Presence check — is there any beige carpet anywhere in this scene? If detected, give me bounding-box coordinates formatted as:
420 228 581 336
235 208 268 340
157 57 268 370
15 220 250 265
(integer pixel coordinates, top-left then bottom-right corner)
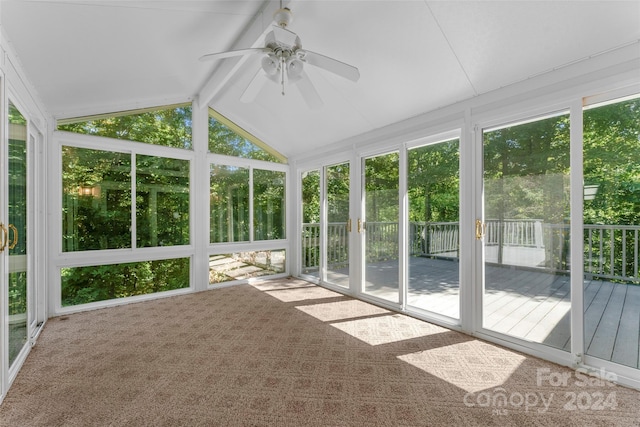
1 278 639 426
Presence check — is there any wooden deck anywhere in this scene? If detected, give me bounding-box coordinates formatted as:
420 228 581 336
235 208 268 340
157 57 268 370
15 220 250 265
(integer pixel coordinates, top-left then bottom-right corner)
319 257 640 370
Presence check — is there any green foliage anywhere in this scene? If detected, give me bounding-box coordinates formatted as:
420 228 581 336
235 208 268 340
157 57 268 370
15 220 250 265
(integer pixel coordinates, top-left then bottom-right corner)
209 116 281 162
8 103 27 125
210 165 250 243
583 98 640 282
327 163 350 223
8 272 27 315
62 147 132 251
301 170 320 224
483 114 570 223
58 106 193 149
584 98 640 225
365 152 399 222
61 258 190 306
136 155 190 247
253 169 286 240
408 140 459 223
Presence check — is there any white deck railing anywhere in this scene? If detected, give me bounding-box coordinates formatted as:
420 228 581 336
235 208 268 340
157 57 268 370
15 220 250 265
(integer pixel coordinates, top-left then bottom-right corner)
585 224 640 282
302 220 640 284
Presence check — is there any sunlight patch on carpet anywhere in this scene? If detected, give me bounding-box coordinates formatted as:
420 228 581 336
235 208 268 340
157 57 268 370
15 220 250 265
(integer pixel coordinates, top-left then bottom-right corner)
295 300 389 322
397 340 526 393
330 313 447 346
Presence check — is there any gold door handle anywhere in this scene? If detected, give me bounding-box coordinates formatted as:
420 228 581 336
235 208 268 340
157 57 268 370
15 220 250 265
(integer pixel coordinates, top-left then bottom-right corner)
357 219 363 233
0 223 7 252
475 219 486 240
8 224 18 250
346 218 352 232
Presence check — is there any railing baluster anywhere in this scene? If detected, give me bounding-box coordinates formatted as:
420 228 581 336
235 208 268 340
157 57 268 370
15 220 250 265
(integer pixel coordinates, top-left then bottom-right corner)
622 230 627 279
633 229 638 279
610 229 615 277
589 228 593 273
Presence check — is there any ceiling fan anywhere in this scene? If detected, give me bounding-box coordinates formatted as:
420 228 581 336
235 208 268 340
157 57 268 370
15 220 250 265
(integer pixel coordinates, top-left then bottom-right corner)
199 6 360 109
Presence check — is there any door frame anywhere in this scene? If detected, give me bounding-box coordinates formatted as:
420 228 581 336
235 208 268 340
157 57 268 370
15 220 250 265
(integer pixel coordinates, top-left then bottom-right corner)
471 103 579 369
355 147 402 309
296 154 357 294
403 129 463 321
3 88 46 390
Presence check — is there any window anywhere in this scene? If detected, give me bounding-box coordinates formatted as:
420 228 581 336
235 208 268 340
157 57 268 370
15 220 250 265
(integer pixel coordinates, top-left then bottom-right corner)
209 250 286 284
210 165 250 243
58 104 193 149
208 108 285 163
60 130 192 307
253 169 286 241
209 165 286 244
61 258 190 306
62 146 132 251
62 148 190 251
136 155 190 247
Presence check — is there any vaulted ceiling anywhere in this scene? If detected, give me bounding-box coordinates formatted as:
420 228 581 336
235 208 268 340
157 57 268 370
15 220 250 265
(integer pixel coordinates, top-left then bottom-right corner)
2 1 639 158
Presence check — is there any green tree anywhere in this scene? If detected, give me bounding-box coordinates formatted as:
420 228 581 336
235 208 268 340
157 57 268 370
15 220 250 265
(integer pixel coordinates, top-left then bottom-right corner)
408 140 460 224
583 98 640 282
209 115 281 162
584 98 640 225
59 106 192 149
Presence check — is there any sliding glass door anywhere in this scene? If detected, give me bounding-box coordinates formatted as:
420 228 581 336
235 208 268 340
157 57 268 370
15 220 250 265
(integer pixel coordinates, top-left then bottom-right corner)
300 162 351 287
481 112 572 350
362 152 399 303
583 95 640 369
325 163 350 288
407 139 460 319
7 102 30 369
301 170 320 278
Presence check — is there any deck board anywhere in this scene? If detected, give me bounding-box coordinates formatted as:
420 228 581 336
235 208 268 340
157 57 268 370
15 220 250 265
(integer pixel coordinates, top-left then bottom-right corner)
514 277 570 341
611 285 640 368
584 281 616 351
484 270 561 330
362 257 640 369
588 282 627 360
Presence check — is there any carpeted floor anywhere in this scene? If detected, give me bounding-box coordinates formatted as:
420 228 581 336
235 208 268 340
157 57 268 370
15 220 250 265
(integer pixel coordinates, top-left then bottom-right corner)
1 278 639 426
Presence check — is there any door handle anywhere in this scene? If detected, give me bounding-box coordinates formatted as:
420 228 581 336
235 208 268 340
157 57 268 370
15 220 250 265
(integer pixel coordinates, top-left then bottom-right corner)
475 219 486 240
8 224 18 250
357 219 364 233
0 223 7 252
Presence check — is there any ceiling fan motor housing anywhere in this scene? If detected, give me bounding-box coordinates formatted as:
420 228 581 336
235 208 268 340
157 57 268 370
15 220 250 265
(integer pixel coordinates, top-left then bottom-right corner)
273 7 293 28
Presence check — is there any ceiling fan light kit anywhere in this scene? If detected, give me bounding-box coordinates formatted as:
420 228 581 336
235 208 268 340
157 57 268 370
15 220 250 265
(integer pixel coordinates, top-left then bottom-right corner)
200 6 360 109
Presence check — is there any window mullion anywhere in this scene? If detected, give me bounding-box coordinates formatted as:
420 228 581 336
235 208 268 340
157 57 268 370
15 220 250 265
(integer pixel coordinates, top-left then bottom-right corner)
131 152 137 249
249 166 254 242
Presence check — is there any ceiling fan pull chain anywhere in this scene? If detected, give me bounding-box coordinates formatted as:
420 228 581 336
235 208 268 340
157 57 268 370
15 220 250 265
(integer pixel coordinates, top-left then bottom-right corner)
281 57 286 96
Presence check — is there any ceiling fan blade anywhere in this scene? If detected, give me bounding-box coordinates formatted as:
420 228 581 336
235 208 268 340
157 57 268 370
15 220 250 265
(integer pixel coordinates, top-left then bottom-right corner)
292 71 323 110
271 25 298 47
301 50 360 82
199 47 269 62
240 69 272 103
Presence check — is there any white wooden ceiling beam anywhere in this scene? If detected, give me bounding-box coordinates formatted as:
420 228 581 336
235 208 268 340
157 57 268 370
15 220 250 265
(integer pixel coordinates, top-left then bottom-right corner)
197 0 284 109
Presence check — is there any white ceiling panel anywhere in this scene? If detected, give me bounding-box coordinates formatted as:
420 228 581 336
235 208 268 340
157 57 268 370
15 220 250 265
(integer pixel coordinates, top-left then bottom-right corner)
2 1 639 158
429 1 640 93
2 0 260 116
